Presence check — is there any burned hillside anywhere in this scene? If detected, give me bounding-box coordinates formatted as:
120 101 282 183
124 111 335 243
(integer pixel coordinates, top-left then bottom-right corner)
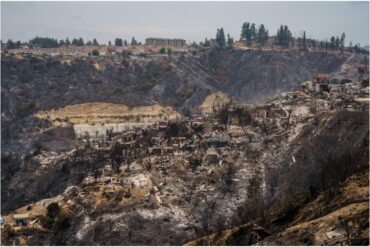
1 47 369 245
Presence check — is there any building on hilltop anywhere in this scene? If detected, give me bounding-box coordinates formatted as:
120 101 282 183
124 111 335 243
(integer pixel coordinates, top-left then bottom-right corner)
145 38 186 48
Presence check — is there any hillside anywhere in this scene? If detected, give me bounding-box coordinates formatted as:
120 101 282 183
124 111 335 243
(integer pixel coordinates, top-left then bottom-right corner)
186 170 369 245
1 49 353 155
1 47 368 245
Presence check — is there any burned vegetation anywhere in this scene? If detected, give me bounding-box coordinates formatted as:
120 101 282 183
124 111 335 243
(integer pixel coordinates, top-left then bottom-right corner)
1 48 369 245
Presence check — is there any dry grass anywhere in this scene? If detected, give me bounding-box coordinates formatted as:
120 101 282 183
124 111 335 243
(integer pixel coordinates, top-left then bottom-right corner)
35 102 182 125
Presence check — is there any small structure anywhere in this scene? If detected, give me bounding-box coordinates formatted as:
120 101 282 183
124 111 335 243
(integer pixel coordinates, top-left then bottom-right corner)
102 164 113 176
315 73 330 83
300 81 313 93
106 47 117 55
158 121 168 131
248 142 263 159
145 38 186 48
207 134 230 148
82 173 96 185
324 234 348 246
205 148 219 164
211 124 225 132
167 137 187 147
150 147 163 155
13 213 29 227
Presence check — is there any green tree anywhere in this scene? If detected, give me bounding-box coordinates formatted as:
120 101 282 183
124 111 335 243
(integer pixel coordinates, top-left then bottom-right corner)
131 37 138 46
216 28 226 48
29 37 59 48
250 23 257 41
302 31 307 51
90 49 99 56
78 37 84 46
159 47 166 54
47 203 60 218
93 38 99 46
340 32 345 53
257 24 269 44
167 48 172 55
335 36 340 50
6 39 17 49
115 38 123 46
65 38 70 46
124 40 128 46
276 25 292 47
240 22 252 43
204 38 211 47
330 36 335 50
227 34 234 47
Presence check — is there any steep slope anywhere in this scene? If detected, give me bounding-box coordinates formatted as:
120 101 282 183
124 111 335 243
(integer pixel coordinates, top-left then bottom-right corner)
1 49 351 156
186 170 369 246
199 49 350 102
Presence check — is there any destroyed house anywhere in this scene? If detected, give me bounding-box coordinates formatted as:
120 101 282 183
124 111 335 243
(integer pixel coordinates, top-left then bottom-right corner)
157 121 168 130
211 124 225 132
315 73 330 83
167 137 187 146
266 108 287 118
106 47 117 55
207 134 230 148
299 81 311 93
191 121 205 128
150 147 163 155
13 213 29 227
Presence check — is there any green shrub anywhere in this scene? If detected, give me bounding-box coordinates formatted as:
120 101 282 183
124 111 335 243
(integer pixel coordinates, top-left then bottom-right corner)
91 49 99 56
47 202 60 218
40 215 54 229
54 211 71 230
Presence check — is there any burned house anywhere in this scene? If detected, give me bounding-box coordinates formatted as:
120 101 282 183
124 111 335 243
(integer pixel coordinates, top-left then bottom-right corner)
167 137 187 147
315 73 331 84
13 214 29 227
150 147 163 156
82 173 96 185
191 121 205 132
204 148 219 164
310 73 331 93
207 134 230 148
299 81 314 93
327 79 353 98
211 124 225 132
157 121 168 131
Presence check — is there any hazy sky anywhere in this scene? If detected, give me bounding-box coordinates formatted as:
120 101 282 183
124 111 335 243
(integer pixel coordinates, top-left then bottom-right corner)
1 1 369 46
